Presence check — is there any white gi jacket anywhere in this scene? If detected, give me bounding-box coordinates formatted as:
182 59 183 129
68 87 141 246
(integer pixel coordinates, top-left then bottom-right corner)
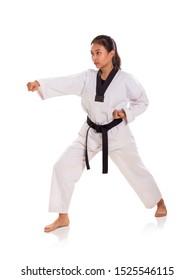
38 69 148 150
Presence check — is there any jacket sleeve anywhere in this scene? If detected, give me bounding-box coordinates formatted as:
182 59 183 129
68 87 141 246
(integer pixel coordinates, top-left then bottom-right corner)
123 74 149 123
36 71 88 100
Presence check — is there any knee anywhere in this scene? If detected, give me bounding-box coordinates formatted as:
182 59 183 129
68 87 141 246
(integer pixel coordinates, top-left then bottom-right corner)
53 157 67 176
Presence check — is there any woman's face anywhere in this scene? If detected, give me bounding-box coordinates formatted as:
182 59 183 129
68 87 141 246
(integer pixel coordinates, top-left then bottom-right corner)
91 43 114 70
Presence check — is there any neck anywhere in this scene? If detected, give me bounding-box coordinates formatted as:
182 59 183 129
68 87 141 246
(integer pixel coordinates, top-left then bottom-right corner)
100 64 114 80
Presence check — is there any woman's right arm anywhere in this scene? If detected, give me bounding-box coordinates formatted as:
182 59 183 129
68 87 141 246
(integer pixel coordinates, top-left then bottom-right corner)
26 71 88 100
26 81 40 92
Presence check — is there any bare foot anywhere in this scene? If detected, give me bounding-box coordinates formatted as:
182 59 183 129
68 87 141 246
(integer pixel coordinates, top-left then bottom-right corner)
155 198 167 217
44 213 70 233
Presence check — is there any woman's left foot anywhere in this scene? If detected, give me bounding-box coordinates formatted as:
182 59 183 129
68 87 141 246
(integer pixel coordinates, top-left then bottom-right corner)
155 198 167 217
44 214 70 233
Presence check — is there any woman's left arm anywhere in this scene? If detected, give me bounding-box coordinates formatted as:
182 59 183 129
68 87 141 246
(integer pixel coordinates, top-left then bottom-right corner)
122 74 149 123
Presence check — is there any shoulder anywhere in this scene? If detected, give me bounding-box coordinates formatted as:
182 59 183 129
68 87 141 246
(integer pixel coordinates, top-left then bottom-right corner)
119 70 144 88
86 69 98 76
117 70 145 96
67 69 96 81
80 69 98 83
118 70 137 81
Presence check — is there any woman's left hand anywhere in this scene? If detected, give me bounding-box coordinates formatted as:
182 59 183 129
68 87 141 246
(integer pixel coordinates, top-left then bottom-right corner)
113 109 126 119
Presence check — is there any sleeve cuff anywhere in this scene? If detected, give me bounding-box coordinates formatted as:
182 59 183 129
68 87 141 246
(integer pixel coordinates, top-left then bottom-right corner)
123 108 135 123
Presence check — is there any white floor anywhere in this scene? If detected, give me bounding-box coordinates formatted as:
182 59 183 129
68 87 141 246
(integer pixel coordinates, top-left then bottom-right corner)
1 157 194 279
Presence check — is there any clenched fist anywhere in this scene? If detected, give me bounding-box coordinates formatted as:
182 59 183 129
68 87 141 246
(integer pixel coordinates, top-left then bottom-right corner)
113 109 126 119
26 81 40 92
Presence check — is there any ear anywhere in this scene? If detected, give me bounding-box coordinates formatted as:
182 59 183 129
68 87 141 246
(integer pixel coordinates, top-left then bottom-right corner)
109 50 115 58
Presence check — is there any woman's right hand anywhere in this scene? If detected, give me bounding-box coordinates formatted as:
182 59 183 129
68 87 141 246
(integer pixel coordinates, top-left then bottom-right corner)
26 81 40 92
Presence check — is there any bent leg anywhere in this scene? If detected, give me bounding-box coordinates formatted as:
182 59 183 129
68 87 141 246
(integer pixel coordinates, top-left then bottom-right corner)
109 141 162 209
44 140 98 232
49 140 97 213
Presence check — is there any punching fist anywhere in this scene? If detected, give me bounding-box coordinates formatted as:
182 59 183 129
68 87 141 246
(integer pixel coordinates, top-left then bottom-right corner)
26 81 40 92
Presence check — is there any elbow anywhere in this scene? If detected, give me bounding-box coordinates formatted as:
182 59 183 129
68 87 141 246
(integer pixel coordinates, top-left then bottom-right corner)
145 99 149 109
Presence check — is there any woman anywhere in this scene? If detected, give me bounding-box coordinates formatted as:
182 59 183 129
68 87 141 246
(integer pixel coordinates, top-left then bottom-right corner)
27 35 167 233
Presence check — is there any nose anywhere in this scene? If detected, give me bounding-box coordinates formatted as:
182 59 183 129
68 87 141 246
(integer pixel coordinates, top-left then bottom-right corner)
91 54 97 62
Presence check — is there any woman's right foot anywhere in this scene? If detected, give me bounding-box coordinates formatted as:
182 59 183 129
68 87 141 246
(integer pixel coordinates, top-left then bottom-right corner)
155 198 167 217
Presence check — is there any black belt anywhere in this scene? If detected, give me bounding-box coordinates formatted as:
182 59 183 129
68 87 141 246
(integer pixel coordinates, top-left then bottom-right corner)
85 116 123 174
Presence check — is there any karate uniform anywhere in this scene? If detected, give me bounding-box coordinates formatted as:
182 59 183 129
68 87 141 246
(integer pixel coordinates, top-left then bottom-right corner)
37 69 162 213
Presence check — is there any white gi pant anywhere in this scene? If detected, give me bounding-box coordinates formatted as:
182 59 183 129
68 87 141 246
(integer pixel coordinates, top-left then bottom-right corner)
48 122 162 213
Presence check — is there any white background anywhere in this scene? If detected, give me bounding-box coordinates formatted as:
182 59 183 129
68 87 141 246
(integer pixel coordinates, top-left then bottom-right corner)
0 0 194 278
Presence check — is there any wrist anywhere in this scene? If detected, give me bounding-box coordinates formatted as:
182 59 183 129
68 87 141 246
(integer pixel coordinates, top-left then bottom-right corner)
35 80 40 86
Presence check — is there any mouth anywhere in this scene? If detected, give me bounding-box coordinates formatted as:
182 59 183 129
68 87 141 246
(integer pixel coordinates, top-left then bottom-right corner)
94 62 100 67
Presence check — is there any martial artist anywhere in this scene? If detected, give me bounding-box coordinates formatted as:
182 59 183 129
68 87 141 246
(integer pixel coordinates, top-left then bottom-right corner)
27 35 167 232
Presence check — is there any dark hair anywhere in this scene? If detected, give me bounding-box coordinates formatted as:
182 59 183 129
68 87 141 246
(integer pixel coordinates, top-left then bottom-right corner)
91 35 121 69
